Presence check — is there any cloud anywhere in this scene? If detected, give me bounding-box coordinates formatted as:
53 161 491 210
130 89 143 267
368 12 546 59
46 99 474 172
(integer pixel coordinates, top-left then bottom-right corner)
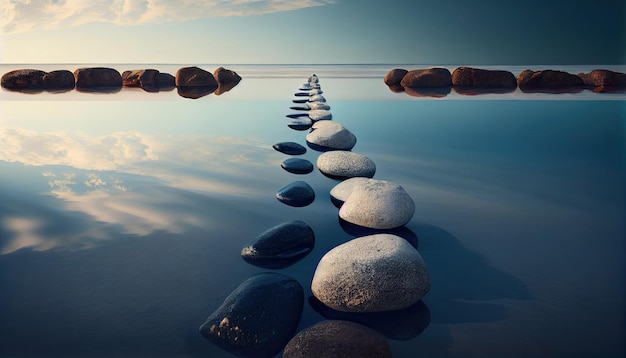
0 0 335 34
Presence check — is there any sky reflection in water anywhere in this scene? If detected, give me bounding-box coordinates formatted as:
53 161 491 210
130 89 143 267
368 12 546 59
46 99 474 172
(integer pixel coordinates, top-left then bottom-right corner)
0 74 624 357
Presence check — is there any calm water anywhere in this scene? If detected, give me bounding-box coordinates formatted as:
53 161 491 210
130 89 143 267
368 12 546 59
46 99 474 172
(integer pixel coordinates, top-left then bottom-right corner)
0 64 624 358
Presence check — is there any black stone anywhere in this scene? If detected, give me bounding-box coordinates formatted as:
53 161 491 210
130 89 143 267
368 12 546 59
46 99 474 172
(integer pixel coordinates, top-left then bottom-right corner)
241 221 315 269
286 113 310 119
287 118 312 131
199 273 304 358
309 296 430 341
276 181 315 207
289 105 310 111
281 158 314 174
294 92 310 96
292 98 308 103
273 142 306 155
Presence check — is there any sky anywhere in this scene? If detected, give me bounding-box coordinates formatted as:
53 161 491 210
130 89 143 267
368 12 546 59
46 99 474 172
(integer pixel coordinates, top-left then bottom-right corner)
0 0 624 65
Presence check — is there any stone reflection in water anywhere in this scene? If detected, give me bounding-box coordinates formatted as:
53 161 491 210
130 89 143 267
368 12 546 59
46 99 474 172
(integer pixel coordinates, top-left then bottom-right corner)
338 218 419 249
241 221 315 269
309 297 430 341
453 86 516 95
176 85 218 99
199 273 304 358
404 86 451 98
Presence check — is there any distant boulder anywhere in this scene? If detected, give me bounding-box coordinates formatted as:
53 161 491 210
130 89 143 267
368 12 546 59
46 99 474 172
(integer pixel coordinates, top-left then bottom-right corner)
156 72 176 90
517 69 583 90
122 69 160 92
578 69 626 87
384 68 408 87
400 68 452 88
214 67 242 95
74 67 122 89
1 69 47 91
175 66 218 87
43 70 75 91
452 67 516 88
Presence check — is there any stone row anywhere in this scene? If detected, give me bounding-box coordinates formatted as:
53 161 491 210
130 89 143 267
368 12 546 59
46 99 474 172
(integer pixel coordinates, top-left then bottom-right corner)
384 67 626 95
1 66 241 98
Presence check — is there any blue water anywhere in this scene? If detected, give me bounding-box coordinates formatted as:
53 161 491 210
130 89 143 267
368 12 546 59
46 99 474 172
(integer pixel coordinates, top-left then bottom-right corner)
0 65 624 357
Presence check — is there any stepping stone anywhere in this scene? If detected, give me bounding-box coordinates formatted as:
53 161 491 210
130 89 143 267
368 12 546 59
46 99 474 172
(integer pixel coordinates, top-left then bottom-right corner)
308 102 330 110
283 320 392 358
300 84 313 90
276 181 315 207
286 113 309 119
306 121 356 151
281 158 314 174
339 179 415 229
311 234 430 312
273 142 306 155
317 151 376 179
287 117 313 130
308 88 323 95
308 94 326 103
199 273 304 358
294 92 310 96
308 109 332 121
290 105 310 111
329 177 372 206
293 98 308 104
241 221 315 269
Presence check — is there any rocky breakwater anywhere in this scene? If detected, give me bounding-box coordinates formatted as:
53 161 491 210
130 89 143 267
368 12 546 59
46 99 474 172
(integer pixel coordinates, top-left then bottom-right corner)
452 66 517 94
175 66 219 99
399 67 453 97
122 69 175 92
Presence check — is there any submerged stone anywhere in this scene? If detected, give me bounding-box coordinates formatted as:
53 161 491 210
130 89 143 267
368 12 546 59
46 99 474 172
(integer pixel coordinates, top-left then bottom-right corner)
273 142 307 155
276 181 315 207
283 320 392 358
199 273 304 358
281 158 314 174
241 221 315 269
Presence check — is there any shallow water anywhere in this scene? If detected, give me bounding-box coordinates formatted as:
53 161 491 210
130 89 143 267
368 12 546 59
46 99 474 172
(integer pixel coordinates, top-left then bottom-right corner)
1 64 624 357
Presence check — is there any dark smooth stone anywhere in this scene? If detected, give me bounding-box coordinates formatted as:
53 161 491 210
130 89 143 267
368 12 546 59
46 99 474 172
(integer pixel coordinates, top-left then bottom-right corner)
283 320 392 358
199 273 304 358
288 117 312 131
281 158 314 174
286 113 310 119
294 92 310 96
241 221 315 269
276 181 315 207
289 105 310 111
273 142 306 155
292 98 308 103
309 297 430 341
176 85 217 99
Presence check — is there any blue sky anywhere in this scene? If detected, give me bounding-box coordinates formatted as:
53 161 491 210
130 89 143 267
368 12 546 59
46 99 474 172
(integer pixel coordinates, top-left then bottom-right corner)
0 0 624 64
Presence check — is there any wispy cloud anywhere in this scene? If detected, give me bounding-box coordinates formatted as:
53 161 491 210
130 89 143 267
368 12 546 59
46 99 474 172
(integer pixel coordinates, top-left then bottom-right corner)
0 0 335 34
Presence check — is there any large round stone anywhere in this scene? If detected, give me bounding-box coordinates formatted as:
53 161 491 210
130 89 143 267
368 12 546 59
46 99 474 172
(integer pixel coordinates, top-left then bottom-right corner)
1 69 47 91
199 273 304 358
316 151 375 179
311 234 430 312
339 179 415 229
241 221 315 269
306 121 356 151
74 67 122 89
329 177 373 206
283 320 392 358
276 181 315 207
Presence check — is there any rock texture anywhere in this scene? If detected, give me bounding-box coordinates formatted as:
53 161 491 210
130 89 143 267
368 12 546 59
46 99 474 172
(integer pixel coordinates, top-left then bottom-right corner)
329 177 373 206
384 68 408 87
306 121 356 151
308 109 333 121
74 67 122 89
339 179 415 229
43 70 75 91
175 66 218 87
578 69 626 87
517 69 583 89
122 69 160 92
199 273 304 358
400 68 452 88
283 320 392 358
1 69 47 91
241 221 315 269
311 234 431 312
317 151 376 179
214 67 242 95
451 67 517 88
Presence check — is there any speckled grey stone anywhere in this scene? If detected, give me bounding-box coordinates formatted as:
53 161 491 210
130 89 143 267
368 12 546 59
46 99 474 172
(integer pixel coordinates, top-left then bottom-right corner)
339 179 415 229
316 151 376 179
308 109 332 121
311 234 430 312
308 102 330 110
308 94 326 103
306 121 356 151
329 177 373 206
283 320 392 358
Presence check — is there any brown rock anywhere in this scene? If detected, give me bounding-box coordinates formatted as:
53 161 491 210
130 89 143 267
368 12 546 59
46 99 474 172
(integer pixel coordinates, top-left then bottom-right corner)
1 69 47 91
283 320 392 358
214 67 241 95
43 70 75 91
384 68 408 87
156 72 176 90
578 69 626 87
122 69 160 92
452 67 516 88
175 66 217 87
404 86 450 98
400 67 452 88
74 67 122 89
517 69 583 89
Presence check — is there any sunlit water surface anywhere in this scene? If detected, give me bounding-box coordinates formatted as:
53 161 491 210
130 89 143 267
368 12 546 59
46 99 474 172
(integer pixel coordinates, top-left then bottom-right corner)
1 64 624 358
